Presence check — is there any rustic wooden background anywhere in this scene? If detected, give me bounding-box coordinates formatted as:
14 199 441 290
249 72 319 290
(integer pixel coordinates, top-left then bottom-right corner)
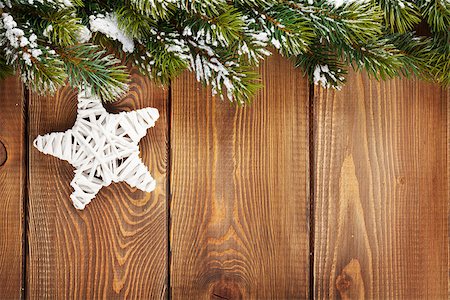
0 53 448 299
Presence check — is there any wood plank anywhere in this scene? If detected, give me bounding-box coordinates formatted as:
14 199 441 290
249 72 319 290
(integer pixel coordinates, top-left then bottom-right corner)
313 72 448 299
0 76 25 298
28 69 168 298
170 53 310 299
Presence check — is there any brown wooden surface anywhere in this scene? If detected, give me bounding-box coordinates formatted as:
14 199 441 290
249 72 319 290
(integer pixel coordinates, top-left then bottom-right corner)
0 76 25 299
313 72 449 299
170 54 310 299
27 69 168 299
0 59 449 299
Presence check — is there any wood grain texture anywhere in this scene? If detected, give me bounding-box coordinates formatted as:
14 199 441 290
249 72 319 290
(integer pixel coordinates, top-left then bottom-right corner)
0 76 25 299
313 72 448 299
170 53 310 299
28 69 168 299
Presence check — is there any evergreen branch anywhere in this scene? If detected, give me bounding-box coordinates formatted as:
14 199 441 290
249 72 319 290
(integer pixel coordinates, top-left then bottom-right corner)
59 44 130 101
233 0 278 8
417 0 450 33
9 0 83 9
378 0 421 33
0 12 67 92
281 1 384 45
1 0 449 104
132 39 189 84
21 51 67 94
128 0 177 19
177 0 228 16
177 7 245 47
240 3 315 56
334 37 404 80
295 45 347 89
40 9 84 46
388 32 435 79
116 5 158 39
428 32 450 85
167 28 262 103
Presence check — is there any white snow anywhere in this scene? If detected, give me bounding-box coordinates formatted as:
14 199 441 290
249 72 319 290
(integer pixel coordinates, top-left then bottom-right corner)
313 65 332 88
1 13 43 67
42 24 52 37
31 48 42 58
327 0 368 8
77 25 92 43
271 37 281 49
29 33 37 42
27 0 73 7
1 13 23 48
19 36 29 47
89 13 134 52
22 52 32 65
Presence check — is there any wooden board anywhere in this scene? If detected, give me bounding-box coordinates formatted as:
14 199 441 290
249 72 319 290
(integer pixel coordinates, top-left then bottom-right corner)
170 53 310 299
27 69 168 298
0 76 25 298
313 72 448 299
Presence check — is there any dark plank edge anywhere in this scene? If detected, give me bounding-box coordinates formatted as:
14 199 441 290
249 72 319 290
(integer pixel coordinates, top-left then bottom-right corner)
308 81 315 300
23 86 29 300
447 87 449 299
167 79 173 299
0 76 25 299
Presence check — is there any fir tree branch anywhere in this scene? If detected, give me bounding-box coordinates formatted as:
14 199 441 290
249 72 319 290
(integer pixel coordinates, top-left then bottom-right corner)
238 3 315 56
1 0 449 104
115 5 158 40
39 9 84 46
334 37 404 80
59 44 130 101
378 0 421 33
21 51 67 94
295 45 347 88
388 32 435 79
417 0 450 33
132 38 189 85
128 0 177 20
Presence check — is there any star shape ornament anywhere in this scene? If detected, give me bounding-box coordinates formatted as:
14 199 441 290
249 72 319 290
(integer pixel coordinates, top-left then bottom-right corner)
33 89 159 210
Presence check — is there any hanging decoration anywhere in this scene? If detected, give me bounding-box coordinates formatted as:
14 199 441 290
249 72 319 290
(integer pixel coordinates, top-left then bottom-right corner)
33 89 159 209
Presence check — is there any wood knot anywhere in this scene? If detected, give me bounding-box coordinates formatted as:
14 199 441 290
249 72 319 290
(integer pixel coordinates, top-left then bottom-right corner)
211 280 242 300
336 272 352 291
396 176 406 185
336 259 365 300
0 140 7 167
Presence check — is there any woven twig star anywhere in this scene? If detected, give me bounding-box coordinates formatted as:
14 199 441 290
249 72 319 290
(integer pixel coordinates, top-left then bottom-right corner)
33 89 159 210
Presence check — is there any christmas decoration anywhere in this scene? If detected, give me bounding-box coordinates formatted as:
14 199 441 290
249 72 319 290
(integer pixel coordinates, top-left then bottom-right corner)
0 0 448 104
33 88 159 209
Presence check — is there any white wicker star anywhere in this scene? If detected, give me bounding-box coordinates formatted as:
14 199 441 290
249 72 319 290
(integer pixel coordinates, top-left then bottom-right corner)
33 89 159 210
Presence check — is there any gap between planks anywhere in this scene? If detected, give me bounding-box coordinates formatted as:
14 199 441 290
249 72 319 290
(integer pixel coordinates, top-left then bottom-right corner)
167 79 173 300
22 86 29 300
308 82 315 300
